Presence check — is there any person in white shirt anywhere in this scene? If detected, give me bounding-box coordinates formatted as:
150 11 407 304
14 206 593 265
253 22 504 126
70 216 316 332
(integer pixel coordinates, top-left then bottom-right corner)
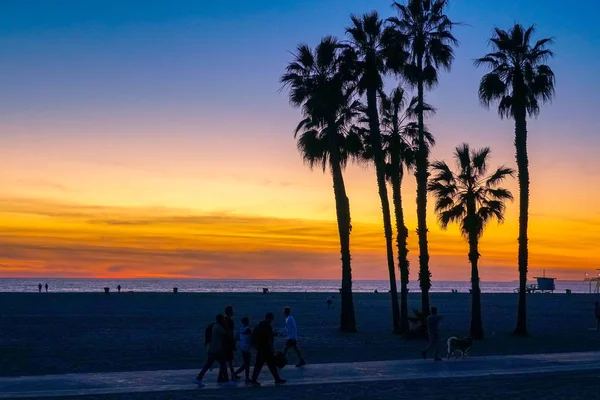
234 316 252 383
280 307 306 367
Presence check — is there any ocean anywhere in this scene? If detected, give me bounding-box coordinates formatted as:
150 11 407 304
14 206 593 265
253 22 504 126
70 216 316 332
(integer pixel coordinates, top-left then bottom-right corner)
0 278 592 294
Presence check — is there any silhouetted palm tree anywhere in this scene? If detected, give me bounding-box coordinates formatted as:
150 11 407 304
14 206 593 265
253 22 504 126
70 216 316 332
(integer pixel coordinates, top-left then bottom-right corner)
380 86 434 333
281 37 362 332
345 12 403 332
475 24 555 336
388 0 458 316
429 144 514 339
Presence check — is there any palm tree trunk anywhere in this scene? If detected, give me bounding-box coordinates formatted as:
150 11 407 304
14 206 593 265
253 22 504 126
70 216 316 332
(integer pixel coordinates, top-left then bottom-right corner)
514 111 529 336
416 64 431 317
366 86 400 333
328 128 357 333
391 168 410 334
468 231 484 340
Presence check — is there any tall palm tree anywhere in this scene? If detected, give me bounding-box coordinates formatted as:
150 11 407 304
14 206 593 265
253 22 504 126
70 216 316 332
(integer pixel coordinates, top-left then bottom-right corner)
345 11 405 332
429 144 514 339
388 0 458 316
281 37 362 332
475 24 555 336
380 86 434 333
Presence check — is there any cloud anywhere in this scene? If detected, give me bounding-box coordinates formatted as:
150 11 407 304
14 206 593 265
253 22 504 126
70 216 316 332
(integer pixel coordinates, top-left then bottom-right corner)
1 196 597 280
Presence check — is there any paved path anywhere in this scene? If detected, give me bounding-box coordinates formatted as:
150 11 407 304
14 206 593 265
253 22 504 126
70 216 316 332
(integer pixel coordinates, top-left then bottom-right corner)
2 352 600 399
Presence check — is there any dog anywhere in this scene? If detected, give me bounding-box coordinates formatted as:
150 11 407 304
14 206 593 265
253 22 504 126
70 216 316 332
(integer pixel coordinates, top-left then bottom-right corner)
446 336 474 359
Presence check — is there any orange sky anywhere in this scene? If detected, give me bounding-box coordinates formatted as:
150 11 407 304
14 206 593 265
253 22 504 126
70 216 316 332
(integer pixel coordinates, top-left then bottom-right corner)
2 130 599 281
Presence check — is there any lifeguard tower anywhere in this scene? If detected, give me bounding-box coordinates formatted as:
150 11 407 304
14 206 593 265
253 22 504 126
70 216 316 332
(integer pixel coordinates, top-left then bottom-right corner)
516 270 556 293
532 275 556 293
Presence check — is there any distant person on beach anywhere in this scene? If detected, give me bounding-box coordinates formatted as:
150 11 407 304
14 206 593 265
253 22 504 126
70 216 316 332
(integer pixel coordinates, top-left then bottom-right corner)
234 316 252 383
38 283 42 293
422 307 443 361
326 296 333 309
117 285 121 293
45 283 48 293
224 305 238 380
250 312 286 386
280 307 306 367
195 314 230 386
595 302 600 330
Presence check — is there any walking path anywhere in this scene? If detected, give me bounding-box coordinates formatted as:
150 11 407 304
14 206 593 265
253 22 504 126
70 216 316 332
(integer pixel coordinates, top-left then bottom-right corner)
2 352 600 399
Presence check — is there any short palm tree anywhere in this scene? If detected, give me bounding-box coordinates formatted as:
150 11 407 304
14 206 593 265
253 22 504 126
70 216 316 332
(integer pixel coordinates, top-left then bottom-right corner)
475 24 555 336
429 144 514 339
388 0 458 316
281 37 362 332
345 11 403 332
380 86 434 333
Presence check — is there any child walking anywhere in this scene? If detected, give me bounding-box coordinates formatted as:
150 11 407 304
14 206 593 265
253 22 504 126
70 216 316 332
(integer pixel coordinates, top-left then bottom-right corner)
235 316 253 383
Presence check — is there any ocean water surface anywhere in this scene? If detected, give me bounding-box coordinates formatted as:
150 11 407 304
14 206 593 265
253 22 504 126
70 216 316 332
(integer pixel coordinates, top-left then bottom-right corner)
0 278 591 294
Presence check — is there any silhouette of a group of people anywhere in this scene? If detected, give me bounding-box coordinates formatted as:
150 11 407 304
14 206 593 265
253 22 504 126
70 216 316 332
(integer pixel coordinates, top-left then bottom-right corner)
37 283 48 293
195 305 306 387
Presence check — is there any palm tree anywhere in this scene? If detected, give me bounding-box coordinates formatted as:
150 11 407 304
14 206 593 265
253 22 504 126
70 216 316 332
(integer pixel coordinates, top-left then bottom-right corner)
281 37 362 332
345 11 404 332
429 144 514 339
380 86 434 333
475 24 555 336
388 0 458 316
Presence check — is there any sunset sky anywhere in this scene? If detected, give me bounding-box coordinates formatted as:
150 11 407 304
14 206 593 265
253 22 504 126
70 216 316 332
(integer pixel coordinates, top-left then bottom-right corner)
1 0 599 282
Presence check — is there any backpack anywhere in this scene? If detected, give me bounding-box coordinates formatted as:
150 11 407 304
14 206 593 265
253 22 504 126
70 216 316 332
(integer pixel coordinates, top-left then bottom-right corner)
204 322 215 346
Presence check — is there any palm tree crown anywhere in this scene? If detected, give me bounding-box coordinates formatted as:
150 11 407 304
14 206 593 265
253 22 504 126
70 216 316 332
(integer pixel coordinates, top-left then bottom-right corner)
429 144 515 238
388 0 458 88
475 24 555 119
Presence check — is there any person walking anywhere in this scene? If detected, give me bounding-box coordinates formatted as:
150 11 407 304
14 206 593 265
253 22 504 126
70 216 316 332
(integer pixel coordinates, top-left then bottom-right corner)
280 307 306 367
195 314 230 386
223 305 238 380
234 316 252 383
250 312 286 386
422 307 443 361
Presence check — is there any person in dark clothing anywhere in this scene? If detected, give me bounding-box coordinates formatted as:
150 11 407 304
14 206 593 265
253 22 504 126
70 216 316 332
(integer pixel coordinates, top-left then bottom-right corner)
223 305 238 380
195 314 231 386
38 283 42 293
45 283 48 292
250 312 286 386
117 285 121 293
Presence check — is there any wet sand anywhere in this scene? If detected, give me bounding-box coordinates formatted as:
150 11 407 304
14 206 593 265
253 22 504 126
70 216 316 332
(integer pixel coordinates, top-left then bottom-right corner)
1 292 599 377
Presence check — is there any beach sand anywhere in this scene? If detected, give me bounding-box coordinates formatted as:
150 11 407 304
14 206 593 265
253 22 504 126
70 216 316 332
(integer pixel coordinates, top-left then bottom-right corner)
1 292 599 377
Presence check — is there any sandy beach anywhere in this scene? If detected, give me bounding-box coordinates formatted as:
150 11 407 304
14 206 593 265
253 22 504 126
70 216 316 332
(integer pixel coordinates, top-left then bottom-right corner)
1 292 599 377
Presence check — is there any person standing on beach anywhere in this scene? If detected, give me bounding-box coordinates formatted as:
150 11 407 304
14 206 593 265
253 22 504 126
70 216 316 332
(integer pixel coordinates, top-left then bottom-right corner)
280 307 306 367
422 307 443 361
195 314 231 386
223 305 238 380
326 296 333 309
117 285 121 293
250 312 286 386
234 317 252 383
45 283 48 293
38 283 42 293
